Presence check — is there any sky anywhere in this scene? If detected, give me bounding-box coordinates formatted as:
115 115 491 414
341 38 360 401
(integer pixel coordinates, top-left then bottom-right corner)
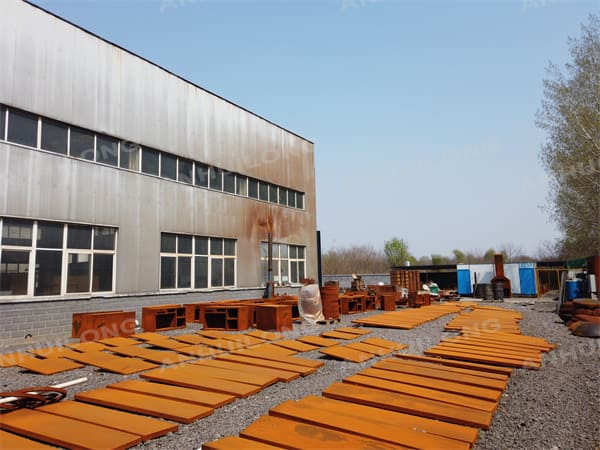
28 0 600 259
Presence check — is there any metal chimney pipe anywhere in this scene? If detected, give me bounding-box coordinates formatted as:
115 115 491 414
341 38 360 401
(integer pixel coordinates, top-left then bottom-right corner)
494 254 505 278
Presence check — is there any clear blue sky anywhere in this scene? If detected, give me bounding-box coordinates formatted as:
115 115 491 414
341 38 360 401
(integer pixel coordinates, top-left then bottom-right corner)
29 0 599 259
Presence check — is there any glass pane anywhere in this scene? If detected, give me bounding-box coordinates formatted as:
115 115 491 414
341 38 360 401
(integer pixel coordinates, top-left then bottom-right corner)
67 225 92 249
160 153 177 180
261 259 267 284
67 253 90 293
273 260 280 283
195 236 208 255
223 239 236 256
281 259 289 283
287 191 296 208
224 258 235 286
120 141 139 170
34 250 61 296
178 256 191 288
258 182 268 201
223 172 235 193
289 245 298 259
299 261 305 281
248 179 258 199
178 235 192 254
296 193 304 209
195 163 209 187
2 219 33 246
298 246 305 259
210 238 223 255
278 188 287 205
194 256 208 288
211 258 223 287
161 233 176 253
7 109 37 147
269 185 278 203
141 147 159 175
70 127 95 160
37 222 63 248
236 176 247 196
160 256 176 289
260 242 268 258
210 167 223 190
96 135 118 166
280 244 288 258
0 105 5 140
291 261 298 284
94 227 115 250
41 119 68 155
178 159 193 184
92 253 113 292
0 250 29 295
272 243 280 258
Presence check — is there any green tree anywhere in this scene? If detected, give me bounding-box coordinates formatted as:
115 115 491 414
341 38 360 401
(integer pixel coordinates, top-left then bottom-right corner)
452 249 465 263
537 15 600 258
384 238 413 267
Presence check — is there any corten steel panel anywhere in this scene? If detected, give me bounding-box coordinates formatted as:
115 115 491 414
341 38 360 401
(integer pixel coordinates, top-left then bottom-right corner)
0 0 317 295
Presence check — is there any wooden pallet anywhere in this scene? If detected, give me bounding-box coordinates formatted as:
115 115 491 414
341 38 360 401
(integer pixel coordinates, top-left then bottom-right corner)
75 388 213 424
38 400 178 441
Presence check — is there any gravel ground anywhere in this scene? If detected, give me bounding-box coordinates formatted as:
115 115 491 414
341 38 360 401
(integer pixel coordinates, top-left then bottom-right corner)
1 300 599 450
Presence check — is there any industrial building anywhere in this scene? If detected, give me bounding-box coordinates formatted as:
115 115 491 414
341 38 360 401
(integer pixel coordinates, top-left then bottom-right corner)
0 0 316 344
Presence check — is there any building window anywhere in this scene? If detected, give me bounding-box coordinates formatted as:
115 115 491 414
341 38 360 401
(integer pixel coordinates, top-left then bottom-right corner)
96 134 118 167
41 118 68 155
236 176 248 196
0 218 116 298
248 178 258 199
195 163 209 188
120 141 140 171
260 242 306 286
160 233 236 291
160 153 177 180
1 103 308 211
141 147 160 176
210 167 223 190
7 109 38 148
70 127 95 161
223 172 235 194
0 105 6 141
178 158 193 184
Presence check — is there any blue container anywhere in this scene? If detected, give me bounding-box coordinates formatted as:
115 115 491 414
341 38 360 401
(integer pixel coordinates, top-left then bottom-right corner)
565 280 583 300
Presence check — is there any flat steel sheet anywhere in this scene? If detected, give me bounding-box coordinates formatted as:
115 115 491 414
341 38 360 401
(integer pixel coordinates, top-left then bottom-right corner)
108 346 193 365
0 429 56 449
61 350 158 374
320 330 358 340
194 359 300 382
216 354 317 376
270 339 319 353
98 337 141 347
38 400 178 441
296 335 339 347
75 388 213 424
0 408 141 450
107 379 235 407
245 330 283 341
344 342 393 356
64 342 108 352
203 436 285 450
360 338 407 351
319 345 374 363
15 356 83 375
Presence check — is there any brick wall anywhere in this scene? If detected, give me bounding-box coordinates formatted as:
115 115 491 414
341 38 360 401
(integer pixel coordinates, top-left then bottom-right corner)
0 287 299 349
